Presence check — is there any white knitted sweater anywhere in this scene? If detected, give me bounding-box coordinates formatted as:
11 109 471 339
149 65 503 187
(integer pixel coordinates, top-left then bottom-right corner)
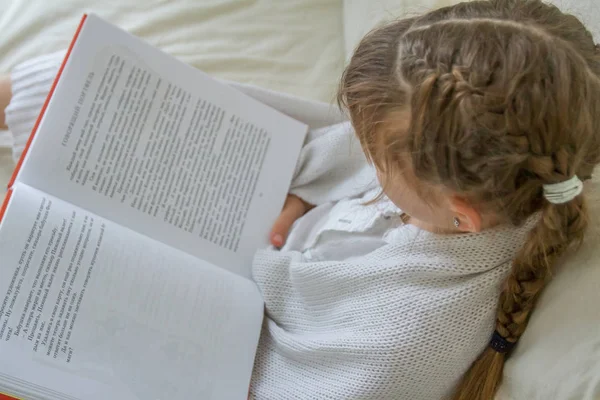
248 123 536 399
6 53 535 400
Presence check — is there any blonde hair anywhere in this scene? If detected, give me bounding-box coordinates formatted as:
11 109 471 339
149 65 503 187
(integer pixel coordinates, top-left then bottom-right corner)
338 0 600 398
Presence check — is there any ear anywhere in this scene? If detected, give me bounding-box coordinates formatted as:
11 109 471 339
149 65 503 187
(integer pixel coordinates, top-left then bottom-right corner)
449 197 482 233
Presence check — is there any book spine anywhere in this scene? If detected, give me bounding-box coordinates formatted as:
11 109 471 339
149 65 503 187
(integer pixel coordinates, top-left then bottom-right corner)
7 14 89 189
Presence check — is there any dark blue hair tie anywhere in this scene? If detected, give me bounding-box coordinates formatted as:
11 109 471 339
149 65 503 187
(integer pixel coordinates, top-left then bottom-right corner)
489 330 516 354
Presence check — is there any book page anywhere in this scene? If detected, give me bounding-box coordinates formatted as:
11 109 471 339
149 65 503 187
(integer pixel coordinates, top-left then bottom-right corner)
16 15 307 278
0 184 263 400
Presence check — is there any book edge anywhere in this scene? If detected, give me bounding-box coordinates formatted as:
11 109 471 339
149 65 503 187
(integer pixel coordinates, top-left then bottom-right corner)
0 188 13 224
7 14 89 190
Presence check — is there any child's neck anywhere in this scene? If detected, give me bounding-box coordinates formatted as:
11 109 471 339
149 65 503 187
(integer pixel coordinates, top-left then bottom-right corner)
404 213 501 234
401 213 459 234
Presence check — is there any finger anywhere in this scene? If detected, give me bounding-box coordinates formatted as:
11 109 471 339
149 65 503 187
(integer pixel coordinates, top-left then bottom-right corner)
270 195 307 247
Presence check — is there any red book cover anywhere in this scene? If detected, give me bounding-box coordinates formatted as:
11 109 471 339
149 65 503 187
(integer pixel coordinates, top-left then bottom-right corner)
0 392 21 400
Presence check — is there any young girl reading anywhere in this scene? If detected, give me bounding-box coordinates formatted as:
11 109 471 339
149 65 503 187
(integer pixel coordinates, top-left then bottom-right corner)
2 0 599 399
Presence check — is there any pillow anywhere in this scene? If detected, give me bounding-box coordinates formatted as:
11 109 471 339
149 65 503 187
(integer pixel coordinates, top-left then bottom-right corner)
342 2 600 399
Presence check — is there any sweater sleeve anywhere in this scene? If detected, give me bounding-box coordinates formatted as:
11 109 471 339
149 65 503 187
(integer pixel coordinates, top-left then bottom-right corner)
289 121 378 206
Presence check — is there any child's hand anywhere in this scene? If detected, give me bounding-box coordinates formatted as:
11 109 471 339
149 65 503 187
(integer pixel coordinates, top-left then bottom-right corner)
270 194 313 248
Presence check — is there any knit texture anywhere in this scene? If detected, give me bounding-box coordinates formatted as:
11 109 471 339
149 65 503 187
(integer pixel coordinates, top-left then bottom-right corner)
250 220 535 399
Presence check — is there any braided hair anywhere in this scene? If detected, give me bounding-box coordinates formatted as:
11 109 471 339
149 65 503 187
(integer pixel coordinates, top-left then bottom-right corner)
339 0 600 398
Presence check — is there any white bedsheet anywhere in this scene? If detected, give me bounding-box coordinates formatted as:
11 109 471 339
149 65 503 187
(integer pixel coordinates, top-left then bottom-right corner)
0 0 344 102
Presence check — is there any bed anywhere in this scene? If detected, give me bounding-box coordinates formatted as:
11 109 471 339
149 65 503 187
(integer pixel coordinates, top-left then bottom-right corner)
0 1 598 399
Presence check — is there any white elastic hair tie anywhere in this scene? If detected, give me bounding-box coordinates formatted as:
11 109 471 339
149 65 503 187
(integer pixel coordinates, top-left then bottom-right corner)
543 175 584 204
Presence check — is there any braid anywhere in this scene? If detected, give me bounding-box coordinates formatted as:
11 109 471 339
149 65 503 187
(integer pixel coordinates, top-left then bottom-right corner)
400 4 600 400
339 2 600 398
498 197 587 341
456 195 588 400
496 147 587 341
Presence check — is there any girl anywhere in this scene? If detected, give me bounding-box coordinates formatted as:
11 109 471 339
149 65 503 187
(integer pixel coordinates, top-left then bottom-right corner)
2 0 600 399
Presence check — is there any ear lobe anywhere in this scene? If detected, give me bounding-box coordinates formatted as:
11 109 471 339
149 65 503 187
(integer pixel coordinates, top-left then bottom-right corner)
450 197 482 233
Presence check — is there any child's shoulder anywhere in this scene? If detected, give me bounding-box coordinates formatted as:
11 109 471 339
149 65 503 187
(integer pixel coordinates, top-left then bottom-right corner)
382 217 537 275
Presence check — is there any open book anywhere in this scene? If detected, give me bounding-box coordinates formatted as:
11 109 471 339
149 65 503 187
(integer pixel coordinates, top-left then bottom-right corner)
0 14 307 400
